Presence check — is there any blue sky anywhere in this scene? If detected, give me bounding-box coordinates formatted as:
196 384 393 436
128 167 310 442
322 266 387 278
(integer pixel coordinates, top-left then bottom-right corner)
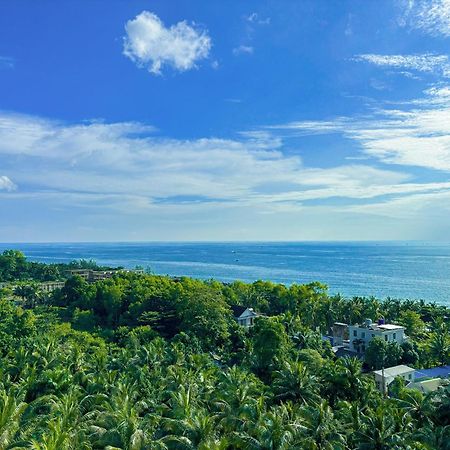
1 0 450 241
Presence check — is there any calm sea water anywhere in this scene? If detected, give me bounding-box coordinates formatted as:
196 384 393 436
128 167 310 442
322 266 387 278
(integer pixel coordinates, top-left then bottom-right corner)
1 242 450 306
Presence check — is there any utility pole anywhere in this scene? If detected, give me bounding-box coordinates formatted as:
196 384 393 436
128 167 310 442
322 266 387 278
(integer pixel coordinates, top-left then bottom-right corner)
381 349 387 397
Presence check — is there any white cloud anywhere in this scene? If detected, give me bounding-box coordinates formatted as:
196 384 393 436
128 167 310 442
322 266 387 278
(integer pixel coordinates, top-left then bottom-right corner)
399 0 450 37
345 189 450 220
1 111 444 212
123 11 211 75
272 84 450 172
355 53 450 77
246 12 271 25
233 45 254 56
0 176 16 191
3 110 450 240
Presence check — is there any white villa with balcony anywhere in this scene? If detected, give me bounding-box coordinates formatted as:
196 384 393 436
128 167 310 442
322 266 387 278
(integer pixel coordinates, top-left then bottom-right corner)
348 319 406 354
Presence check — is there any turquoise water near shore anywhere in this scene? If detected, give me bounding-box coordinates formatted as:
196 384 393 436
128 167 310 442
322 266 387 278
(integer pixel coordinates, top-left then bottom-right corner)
1 242 450 306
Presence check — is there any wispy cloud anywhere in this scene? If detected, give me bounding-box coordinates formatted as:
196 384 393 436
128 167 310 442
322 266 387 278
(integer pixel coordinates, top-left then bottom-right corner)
344 189 450 219
355 53 450 77
246 12 271 25
270 84 450 171
399 0 450 37
123 11 211 75
0 56 15 70
0 175 16 191
2 111 446 214
232 45 254 56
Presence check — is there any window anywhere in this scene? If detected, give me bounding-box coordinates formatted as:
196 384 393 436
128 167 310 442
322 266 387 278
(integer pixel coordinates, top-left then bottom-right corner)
393 333 396 339
353 330 357 337
361 332 365 338
408 374 412 380
384 335 388 341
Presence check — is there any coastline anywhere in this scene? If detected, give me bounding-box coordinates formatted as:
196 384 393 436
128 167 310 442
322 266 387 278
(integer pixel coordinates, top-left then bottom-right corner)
1 241 450 305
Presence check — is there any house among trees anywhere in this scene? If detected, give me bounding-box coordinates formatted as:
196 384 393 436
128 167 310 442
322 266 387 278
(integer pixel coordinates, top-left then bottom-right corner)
347 319 406 354
38 281 65 293
373 364 415 393
406 378 449 394
407 365 450 393
66 268 144 282
231 305 259 327
349 319 405 354
331 318 406 356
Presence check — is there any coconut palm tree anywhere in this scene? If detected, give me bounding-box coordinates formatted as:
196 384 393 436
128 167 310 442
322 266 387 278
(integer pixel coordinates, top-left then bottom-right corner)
414 424 450 450
231 404 305 450
90 382 153 450
357 405 408 450
429 320 450 366
272 361 320 405
298 401 346 450
0 389 28 448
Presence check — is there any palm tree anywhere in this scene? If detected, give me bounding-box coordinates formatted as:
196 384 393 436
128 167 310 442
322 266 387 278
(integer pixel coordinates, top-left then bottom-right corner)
298 401 346 450
335 401 364 448
163 409 222 449
212 366 265 432
13 284 40 308
339 357 370 403
429 320 450 366
231 404 305 450
357 405 408 450
414 424 450 450
395 388 434 428
27 416 91 450
0 389 28 448
90 382 152 450
272 361 320 405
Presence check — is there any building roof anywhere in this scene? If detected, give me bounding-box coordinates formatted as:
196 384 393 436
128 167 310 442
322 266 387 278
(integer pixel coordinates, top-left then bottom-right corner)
407 378 449 393
373 365 414 378
351 323 404 332
415 365 450 380
332 346 360 359
377 324 404 331
230 305 248 317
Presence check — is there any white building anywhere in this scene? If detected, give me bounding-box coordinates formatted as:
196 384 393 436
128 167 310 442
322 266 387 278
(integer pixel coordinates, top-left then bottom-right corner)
406 378 449 394
348 319 405 354
231 305 259 327
373 365 415 393
39 281 65 293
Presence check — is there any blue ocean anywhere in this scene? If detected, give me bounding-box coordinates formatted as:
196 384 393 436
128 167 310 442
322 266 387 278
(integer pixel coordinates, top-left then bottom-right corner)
1 242 450 306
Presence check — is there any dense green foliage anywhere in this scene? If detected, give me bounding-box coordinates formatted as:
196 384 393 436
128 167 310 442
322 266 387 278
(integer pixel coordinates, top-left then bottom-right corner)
0 251 449 449
0 250 113 282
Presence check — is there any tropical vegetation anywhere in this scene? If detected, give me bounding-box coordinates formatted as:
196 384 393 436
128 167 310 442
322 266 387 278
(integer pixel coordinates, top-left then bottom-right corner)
0 249 448 449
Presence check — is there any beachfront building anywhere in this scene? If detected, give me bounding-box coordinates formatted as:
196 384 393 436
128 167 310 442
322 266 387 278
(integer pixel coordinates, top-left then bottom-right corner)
373 365 415 393
39 281 65 293
66 268 145 283
231 305 259 328
1 281 65 293
348 319 406 354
